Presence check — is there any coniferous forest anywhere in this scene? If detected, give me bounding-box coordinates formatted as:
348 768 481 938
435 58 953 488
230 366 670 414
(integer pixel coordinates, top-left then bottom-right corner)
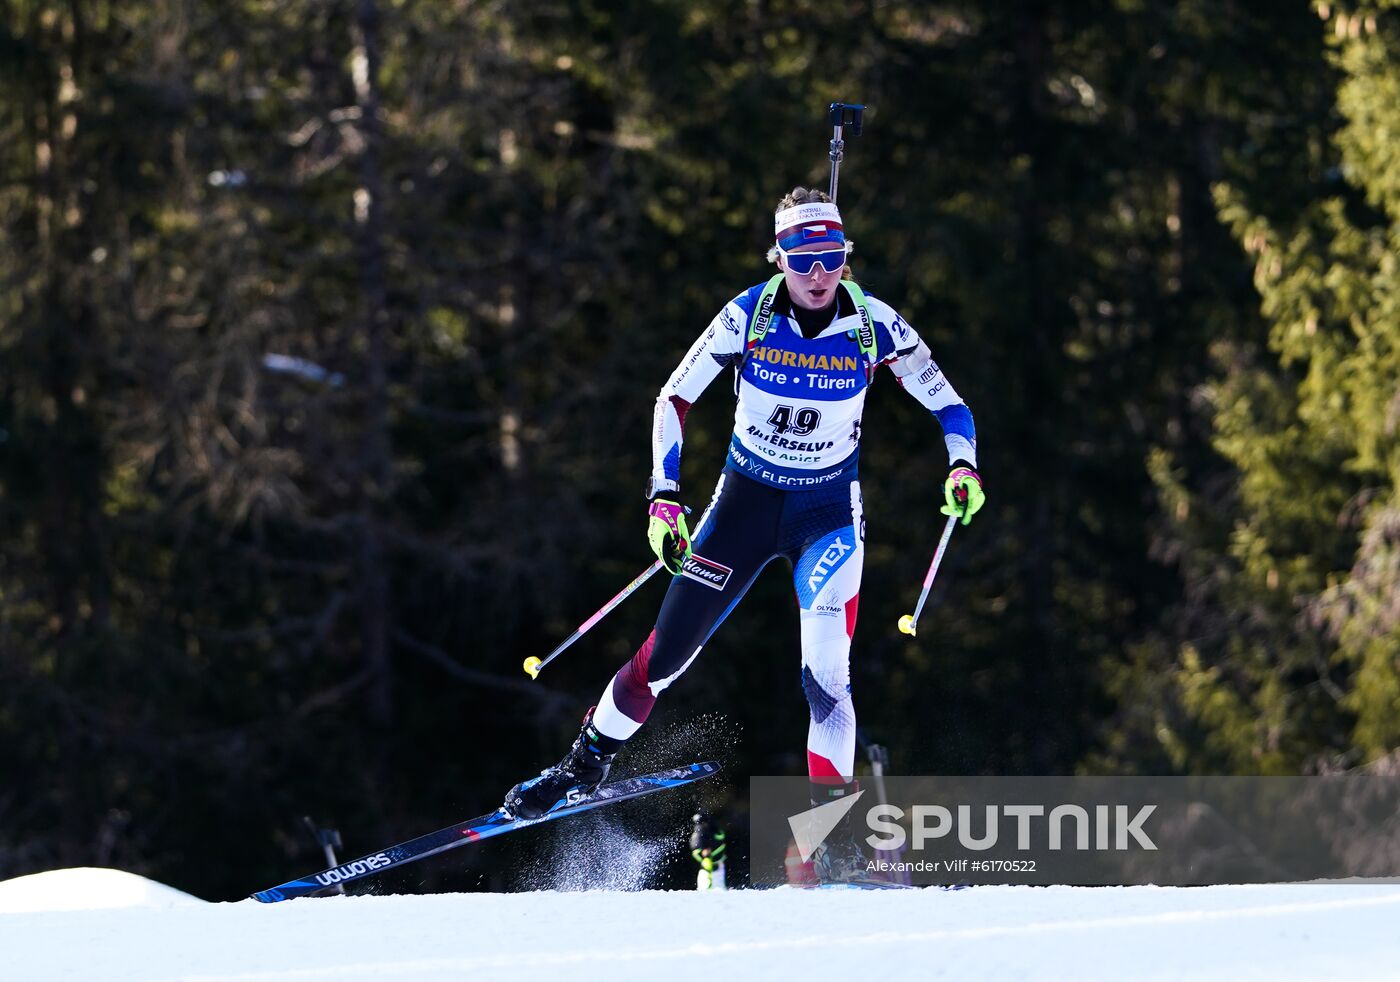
4 1 1400 897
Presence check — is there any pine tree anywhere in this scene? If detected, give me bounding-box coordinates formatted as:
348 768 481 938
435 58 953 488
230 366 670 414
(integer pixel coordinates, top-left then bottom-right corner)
1104 2 1400 773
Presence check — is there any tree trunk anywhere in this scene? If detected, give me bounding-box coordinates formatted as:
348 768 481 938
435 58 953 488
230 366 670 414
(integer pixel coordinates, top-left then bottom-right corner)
352 0 394 728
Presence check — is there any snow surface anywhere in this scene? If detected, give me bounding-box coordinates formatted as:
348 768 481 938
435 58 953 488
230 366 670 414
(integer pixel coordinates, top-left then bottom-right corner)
0 867 201 913
3 868 1400 981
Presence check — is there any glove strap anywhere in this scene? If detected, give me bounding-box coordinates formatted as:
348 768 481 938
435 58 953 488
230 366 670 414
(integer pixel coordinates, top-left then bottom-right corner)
948 465 979 501
648 498 686 534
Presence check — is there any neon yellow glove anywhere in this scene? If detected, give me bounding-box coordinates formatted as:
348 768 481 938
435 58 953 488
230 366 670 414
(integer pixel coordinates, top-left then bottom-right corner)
941 465 985 525
647 497 692 574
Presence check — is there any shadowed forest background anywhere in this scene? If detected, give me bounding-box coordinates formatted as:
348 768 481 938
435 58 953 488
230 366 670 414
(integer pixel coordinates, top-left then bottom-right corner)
5 0 1400 898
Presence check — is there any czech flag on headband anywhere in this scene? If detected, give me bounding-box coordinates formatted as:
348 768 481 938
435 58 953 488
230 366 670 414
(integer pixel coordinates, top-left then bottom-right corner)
775 202 845 251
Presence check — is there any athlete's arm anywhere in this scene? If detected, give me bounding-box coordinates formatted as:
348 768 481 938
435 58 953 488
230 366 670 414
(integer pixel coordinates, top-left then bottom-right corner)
648 295 747 496
873 300 978 468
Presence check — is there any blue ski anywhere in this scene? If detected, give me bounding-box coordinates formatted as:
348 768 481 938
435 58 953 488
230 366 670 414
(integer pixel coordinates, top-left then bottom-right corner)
251 761 720 903
797 878 918 890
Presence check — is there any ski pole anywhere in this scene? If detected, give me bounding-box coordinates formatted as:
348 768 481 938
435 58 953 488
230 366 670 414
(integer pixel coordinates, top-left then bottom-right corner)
301 817 345 896
897 513 958 637
863 741 909 885
523 559 664 679
827 102 865 203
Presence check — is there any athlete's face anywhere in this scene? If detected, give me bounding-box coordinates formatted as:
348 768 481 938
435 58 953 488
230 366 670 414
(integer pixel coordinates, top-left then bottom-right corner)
778 242 845 311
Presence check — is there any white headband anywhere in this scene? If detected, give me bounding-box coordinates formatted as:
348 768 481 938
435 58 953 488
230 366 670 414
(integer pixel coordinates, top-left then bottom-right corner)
773 202 843 235
774 202 846 251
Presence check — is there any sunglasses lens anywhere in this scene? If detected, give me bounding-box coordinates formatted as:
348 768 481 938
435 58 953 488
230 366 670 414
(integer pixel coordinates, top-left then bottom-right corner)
785 249 845 274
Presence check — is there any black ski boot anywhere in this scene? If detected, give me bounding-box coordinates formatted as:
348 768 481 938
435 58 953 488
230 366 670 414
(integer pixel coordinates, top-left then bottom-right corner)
812 832 869 883
810 780 869 884
504 712 620 819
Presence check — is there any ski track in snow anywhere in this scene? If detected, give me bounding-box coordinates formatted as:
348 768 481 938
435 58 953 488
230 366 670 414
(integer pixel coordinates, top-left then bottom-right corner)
5 874 1400 982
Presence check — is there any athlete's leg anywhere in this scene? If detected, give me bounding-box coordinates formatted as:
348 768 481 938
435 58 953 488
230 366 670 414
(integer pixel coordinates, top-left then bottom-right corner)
506 471 782 818
785 480 865 783
592 470 780 742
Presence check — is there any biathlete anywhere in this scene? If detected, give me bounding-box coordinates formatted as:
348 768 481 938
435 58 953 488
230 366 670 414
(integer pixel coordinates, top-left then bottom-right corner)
505 187 984 878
